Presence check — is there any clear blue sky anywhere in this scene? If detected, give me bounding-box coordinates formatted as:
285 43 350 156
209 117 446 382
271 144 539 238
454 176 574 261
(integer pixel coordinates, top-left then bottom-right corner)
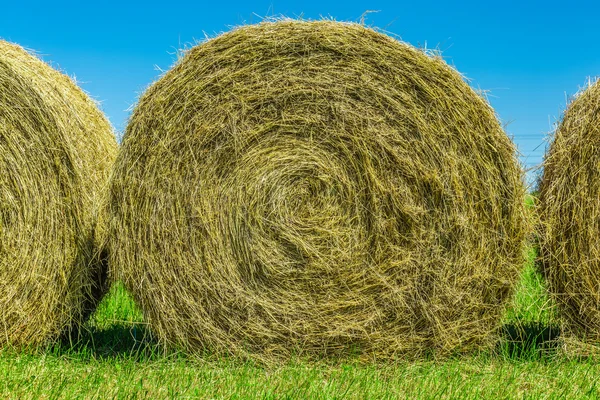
2 0 599 184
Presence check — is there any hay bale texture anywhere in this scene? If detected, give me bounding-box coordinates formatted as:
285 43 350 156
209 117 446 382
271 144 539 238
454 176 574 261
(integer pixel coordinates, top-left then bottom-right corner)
539 79 600 343
0 41 118 347
109 20 527 361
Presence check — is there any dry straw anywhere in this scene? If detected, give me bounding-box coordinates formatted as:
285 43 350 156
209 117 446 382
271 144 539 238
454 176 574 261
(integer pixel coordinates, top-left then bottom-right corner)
539 79 600 352
0 41 117 347
109 20 527 362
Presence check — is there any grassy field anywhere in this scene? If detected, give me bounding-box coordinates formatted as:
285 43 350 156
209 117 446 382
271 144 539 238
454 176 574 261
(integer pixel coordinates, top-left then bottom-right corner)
2 249 599 399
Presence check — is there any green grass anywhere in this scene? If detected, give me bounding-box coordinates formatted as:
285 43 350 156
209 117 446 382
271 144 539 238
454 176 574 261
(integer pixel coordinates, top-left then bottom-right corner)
2 251 599 399
503 248 558 326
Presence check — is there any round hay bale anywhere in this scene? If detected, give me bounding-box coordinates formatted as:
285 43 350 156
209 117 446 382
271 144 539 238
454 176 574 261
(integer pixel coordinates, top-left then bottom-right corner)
539 79 600 343
0 41 118 347
109 20 527 361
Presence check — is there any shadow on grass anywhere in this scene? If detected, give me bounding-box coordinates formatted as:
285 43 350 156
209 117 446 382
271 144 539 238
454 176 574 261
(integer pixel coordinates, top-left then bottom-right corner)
499 322 561 359
59 323 166 361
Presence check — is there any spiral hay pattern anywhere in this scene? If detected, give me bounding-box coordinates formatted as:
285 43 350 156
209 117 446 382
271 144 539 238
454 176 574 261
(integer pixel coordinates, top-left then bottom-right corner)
0 41 118 347
539 79 600 345
109 20 527 361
